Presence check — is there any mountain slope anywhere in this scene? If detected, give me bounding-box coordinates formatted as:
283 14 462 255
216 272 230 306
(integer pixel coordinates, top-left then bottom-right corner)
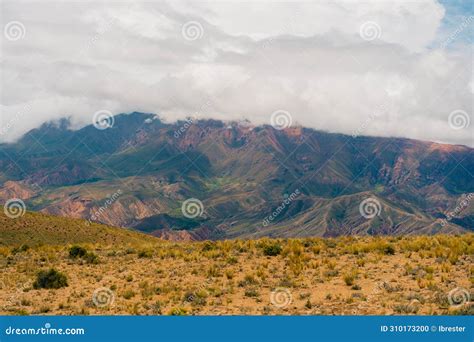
0 210 158 246
0 112 472 239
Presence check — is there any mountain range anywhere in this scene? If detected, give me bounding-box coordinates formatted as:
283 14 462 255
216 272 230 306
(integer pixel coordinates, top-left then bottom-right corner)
0 112 472 240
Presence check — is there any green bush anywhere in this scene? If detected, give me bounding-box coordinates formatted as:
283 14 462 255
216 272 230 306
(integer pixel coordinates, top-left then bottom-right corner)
201 241 216 252
68 246 99 264
384 245 396 255
84 252 99 264
263 244 282 256
33 269 68 289
138 250 153 258
69 245 87 259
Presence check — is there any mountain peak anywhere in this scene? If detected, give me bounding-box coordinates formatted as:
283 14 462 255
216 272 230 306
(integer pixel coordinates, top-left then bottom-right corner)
1 115 472 240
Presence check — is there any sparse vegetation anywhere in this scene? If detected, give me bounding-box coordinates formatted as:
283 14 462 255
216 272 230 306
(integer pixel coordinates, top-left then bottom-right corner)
343 272 356 286
138 250 153 259
69 246 99 264
1 231 472 315
384 245 396 255
33 269 68 289
69 245 87 259
84 252 99 264
263 244 282 256
11 244 30 254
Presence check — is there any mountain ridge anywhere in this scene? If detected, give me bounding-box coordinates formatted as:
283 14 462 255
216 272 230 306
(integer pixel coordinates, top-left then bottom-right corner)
0 112 472 240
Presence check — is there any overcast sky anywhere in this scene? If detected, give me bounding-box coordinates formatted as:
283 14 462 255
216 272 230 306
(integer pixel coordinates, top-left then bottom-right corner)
0 0 473 146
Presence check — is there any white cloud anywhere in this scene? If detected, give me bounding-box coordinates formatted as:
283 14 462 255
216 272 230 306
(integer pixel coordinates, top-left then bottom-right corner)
0 0 472 147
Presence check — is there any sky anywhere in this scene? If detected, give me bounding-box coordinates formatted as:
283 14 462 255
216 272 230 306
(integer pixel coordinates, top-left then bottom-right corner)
0 0 473 146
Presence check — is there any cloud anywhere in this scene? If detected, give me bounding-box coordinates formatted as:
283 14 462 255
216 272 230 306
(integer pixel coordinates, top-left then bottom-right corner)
0 0 472 147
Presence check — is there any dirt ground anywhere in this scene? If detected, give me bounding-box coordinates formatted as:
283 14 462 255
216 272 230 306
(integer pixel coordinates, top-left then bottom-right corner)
0 235 472 315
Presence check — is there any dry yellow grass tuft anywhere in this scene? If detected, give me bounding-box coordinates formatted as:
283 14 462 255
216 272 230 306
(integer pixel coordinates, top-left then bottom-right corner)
0 233 472 315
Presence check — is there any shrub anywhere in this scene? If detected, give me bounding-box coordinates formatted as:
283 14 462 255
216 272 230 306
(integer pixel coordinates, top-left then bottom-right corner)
122 290 136 299
393 304 418 314
12 244 29 254
183 290 207 306
207 265 220 277
69 246 99 264
323 270 339 278
151 301 162 315
225 270 234 280
380 281 402 293
169 307 187 316
323 239 337 248
201 241 216 252
238 274 259 287
33 269 68 289
138 250 153 258
343 273 356 286
244 288 259 297
84 252 99 264
263 244 282 256
69 245 87 259
226 256 238 265
384 245 396 255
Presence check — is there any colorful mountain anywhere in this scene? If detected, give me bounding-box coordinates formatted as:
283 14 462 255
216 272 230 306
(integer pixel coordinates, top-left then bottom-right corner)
0 112 472 239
